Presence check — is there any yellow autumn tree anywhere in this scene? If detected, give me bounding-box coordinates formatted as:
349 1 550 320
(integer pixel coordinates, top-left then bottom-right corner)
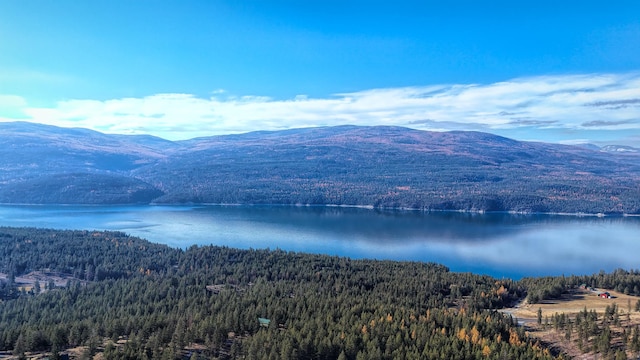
470 326 481 344
482 345 491 357
458 328 468 341
508 329 521 346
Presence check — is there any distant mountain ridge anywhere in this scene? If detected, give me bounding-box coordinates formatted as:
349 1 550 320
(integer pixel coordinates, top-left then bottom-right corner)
1 121 639 214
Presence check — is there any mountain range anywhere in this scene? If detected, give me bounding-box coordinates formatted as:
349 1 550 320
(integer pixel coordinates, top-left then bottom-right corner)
1 121 639 214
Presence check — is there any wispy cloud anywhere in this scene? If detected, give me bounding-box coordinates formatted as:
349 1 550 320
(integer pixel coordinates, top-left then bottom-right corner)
586 98 640 109
582 119 639 127
1 72 639 142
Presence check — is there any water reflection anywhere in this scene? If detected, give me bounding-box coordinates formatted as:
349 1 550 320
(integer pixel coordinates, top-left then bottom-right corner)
0 205 638 279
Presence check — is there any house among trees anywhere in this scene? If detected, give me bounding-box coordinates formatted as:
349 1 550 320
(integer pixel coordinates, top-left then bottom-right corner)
258 318 271 328
598 292 611 299
206 284 224 294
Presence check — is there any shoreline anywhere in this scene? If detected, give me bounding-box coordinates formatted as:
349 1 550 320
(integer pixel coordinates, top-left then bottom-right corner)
2 202 639 217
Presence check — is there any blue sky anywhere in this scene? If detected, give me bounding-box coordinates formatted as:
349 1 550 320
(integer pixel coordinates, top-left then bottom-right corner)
1 1 640 145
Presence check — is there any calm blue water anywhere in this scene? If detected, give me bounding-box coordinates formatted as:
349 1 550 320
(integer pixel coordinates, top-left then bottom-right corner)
0 205 639 279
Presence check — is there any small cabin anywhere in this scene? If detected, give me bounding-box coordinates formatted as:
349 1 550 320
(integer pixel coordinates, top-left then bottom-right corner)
598 292 611 299
206 284 225 294
258 318 271 328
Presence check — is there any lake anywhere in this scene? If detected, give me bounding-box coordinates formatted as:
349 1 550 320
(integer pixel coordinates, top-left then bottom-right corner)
0 205 639 279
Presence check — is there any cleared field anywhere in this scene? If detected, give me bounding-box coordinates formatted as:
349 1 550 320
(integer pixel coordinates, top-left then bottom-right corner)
0 271 84 289
510 288 640 321
505 289 640 360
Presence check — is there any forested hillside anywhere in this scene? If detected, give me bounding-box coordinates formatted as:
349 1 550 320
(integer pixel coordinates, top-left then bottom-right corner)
0 122 170 204
0 227 559 360
2 122 640 213
138 126 640 213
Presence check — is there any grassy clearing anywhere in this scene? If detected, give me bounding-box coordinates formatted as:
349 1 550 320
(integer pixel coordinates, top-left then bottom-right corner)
512 289 640 321
507 289 640 359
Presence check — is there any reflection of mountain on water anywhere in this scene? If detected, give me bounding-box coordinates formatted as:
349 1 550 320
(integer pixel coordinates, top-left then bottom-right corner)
1 204 639 279
192 205 640 244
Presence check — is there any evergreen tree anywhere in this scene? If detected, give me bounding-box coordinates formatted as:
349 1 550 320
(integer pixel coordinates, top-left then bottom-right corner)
537 307 542 325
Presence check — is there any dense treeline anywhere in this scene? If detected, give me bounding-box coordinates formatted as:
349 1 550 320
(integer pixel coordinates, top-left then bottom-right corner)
0 173 163 204
0 227 179 280
0 227 561 359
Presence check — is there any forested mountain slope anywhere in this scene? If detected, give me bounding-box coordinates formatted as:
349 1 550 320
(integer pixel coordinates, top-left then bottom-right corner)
1 122 640 213
0 122 170 204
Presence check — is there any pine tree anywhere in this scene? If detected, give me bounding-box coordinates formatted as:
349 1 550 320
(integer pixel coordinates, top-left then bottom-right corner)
537 308 542 325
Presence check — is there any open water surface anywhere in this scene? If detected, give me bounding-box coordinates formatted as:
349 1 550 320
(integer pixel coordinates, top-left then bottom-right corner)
0 205 639 279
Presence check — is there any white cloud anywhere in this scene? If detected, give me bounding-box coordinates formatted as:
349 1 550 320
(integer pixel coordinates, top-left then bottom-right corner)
558 139 591 145
0 95 27 107
1 72 640 141
0 95 29 119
